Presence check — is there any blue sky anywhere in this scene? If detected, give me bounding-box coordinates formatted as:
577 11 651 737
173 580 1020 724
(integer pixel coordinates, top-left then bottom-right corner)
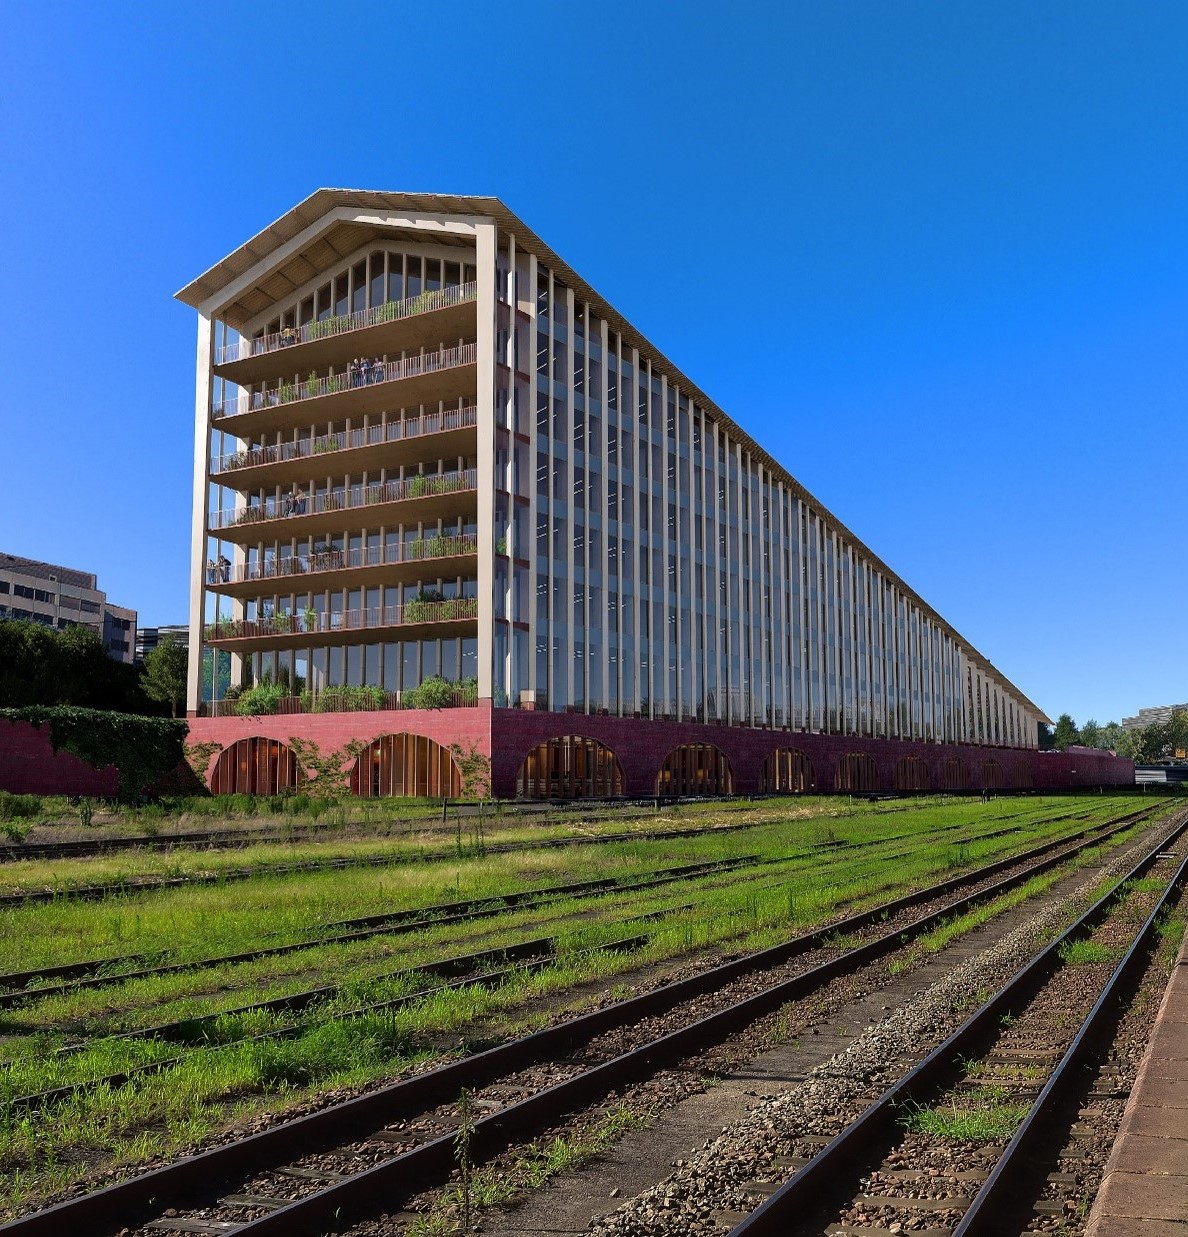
0 2 1183 727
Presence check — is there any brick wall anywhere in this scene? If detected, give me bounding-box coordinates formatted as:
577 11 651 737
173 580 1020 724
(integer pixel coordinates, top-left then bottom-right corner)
490 710 1134 797
187 705 493 790
0 719 119 797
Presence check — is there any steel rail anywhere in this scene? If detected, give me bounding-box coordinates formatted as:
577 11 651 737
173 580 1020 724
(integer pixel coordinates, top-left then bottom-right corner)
725 815 1188 1236
951 845 1188 1236
0 854 760 1006
6 932 653 1115
0 808 1165 1236
0 799 1077 901
0 804 1079 997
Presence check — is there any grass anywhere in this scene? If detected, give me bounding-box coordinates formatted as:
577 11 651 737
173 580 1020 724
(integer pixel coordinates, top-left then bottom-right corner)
1057 938 1116 965
0 795 1162 1215
902 1094 1030 1141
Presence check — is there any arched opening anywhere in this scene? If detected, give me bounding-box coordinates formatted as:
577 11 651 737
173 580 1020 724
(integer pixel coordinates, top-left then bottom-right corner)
981 758 1005 789
940 757 969 791
836 752 878 792
211 737 302 796
656 743 734 797
894 756 931 792
760 748 814 793
350 733 461 798
515 736 625 799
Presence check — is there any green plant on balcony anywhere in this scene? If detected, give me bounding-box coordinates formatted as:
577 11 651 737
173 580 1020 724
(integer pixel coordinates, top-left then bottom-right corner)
495 536 507 555
365 488 383 505
236 683 286 716
427 535 448 558
404 588 443 624
404 675 456 710
325 373 343 394
407 473 428 499
303 606 318 632
234 506 263 525
279 380 296 403
271 612 294 634
459 676 479 705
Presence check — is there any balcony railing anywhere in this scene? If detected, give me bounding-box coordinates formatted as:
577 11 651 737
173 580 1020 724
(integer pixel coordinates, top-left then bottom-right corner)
205 534 479 588
214 406 478 475
209 469 477 532
216 283 479 366
212 344 477 420
204 684 477 718
204 597 478 643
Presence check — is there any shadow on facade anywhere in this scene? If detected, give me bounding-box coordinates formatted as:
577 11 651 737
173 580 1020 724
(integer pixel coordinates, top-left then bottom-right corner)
760 748 815 793
656 743 734 796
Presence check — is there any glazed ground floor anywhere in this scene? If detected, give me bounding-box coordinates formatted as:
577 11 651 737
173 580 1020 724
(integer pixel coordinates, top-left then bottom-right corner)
179 705 1134 799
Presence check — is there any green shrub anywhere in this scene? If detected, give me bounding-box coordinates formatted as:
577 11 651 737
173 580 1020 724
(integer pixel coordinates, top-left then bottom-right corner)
236 683 287 716
0 791 41 820
404 675 457 710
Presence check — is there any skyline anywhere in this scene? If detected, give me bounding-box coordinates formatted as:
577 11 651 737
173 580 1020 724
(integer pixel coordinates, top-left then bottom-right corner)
1 2 1184 729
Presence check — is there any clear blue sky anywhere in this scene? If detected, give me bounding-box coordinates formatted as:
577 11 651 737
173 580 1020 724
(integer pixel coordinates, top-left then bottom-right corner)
1 2 1183 728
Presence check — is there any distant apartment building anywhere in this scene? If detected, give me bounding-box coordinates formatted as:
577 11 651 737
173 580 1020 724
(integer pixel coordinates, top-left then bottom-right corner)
0 553 137 664
135 623 190 665
1122 703 1188 731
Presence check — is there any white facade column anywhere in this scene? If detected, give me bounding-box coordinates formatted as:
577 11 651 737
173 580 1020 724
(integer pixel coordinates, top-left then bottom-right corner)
186 311 214 715
475 219 497 703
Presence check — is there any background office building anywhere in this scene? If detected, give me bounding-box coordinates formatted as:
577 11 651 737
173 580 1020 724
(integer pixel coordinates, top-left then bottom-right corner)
179 191 1131 797
0 552 137 664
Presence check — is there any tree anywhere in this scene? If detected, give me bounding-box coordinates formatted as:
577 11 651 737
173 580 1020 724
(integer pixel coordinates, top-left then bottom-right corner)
1052 713 1080 752
1079 718 1102 749
0 619 150 713
141 637 188 718
1169 709 1188 759
1037 722 1055 751
1099 721 1125 752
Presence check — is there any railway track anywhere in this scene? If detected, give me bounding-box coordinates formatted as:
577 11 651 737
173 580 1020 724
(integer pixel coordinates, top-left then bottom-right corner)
0 801 1079 907
721 823 1188 1236
0 807 1169 1235
4 813 1150 1113
0 807 1084 999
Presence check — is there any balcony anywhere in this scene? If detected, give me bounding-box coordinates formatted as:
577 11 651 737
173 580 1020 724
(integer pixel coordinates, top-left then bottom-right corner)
204 597 479 652
213 283 479 387
203 684 477 718
205 534 479 600
212 343 477 438
208 469 478 543
213 406 477 489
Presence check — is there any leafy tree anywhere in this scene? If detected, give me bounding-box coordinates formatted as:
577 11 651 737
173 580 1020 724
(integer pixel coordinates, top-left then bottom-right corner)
1051 713 1080 752
1098 721 1125 752
1037 722 1055 751
1079 718 1102 749
141 636 188 717
0 619 150 713
1169 708 1188 759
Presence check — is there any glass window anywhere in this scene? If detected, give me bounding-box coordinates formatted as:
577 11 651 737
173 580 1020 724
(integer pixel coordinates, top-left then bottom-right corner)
369 252 385 307
425 258 441 293
407 256 422 298
352 261 367 313
444 260 461 288
317 283 332 320
388 253 404 302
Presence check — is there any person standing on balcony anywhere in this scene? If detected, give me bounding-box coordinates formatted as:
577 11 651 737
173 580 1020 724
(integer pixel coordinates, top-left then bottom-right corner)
293 487 307 516
218 555 231 583
350 358 362 387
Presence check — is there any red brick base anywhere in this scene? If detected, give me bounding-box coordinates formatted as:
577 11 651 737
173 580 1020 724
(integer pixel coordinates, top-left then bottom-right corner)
182 708 1134 797
0 720 119 797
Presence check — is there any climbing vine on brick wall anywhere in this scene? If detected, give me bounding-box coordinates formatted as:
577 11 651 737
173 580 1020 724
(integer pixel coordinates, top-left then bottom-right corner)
0 707 188 802
288 736 367 796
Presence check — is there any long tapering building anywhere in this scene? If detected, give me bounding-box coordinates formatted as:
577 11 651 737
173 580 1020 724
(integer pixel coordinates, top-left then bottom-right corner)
178 190 1130 797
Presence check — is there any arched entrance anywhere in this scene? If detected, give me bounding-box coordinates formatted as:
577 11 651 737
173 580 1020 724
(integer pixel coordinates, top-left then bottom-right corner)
894 756 931 792
210 737 302 796
350 733 461 798
940 757 969 791
981 758 1006 789
656 743 734 797
836 752 878 792
760 748 814 793
515 736 625 799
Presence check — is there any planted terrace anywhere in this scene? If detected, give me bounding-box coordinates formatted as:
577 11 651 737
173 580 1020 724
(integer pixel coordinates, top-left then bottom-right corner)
205 680 478 718
208 469 478 542
204 597 479 651
211 343 477 437
213 283 478 387
212 406 478 488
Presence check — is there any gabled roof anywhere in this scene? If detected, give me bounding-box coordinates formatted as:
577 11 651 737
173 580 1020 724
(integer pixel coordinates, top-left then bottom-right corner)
178 189 1050 723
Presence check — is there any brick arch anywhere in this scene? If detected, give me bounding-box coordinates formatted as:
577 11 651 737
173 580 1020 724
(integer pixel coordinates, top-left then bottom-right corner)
515 735 625 799
656 743 734 797
835 751 878 792
894 755 931 792
350 733 461 798
210 737 303 796
940 756 969 791
760 748 815 793
980 758 1006 789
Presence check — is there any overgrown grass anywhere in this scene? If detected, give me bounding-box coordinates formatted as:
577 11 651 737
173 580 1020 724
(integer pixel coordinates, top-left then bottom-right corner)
1057 938 1116 965
902 1094 1030 1141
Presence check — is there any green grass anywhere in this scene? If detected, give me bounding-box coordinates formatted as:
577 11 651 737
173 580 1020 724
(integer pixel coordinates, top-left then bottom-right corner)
902 1095 1031 1141
0 795 1161 1216
1057 938 1116 965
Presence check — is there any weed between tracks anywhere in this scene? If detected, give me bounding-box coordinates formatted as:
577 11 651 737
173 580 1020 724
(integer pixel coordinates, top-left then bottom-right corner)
0 796 1162 1215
